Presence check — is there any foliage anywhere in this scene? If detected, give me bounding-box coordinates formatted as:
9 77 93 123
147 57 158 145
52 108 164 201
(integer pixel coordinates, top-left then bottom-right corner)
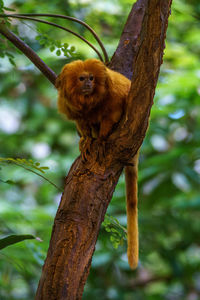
0 0 200 299
0 0 14 13
0 157 62 191
102 215 127 249
0 234 36 250
35 31 76 58
0 157 49 174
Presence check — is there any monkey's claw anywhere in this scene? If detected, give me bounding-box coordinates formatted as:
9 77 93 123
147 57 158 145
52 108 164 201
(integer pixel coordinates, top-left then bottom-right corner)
79 137 93 161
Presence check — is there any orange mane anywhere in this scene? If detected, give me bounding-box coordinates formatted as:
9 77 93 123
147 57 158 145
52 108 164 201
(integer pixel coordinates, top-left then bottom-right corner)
56 59 108 115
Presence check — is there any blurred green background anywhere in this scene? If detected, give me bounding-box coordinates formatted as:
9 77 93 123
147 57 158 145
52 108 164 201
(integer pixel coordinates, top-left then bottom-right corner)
0 0 200 299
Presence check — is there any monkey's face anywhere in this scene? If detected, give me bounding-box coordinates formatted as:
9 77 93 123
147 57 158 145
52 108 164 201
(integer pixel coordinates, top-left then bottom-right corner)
77 72 95 96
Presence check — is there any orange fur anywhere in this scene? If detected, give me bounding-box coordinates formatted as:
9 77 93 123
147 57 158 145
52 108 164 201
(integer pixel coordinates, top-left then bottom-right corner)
125 152 139 269
56 59 130 138
56 58 139 269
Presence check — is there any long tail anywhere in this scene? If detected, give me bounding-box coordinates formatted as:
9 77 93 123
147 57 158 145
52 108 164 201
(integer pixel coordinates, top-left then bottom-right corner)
125 152 139 269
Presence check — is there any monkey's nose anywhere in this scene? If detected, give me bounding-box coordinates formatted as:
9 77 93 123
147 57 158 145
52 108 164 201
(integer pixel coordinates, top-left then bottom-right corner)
85 83 91 88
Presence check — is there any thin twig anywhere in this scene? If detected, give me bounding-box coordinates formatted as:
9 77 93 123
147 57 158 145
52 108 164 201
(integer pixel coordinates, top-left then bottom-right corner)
12 162 63 192
14 13 109 64
0 21 57 85
0 14 104 62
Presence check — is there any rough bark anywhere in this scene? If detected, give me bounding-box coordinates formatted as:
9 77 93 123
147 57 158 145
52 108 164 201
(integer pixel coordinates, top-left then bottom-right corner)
36 158 123 300
34 1 172 299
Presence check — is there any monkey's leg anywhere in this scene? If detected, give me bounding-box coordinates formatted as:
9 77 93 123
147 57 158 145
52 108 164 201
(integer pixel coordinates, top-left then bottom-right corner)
76 120 93 161
79 137 94 161
99 118 114 140
125 152 139 269
76 119 91 137
96 119 114 159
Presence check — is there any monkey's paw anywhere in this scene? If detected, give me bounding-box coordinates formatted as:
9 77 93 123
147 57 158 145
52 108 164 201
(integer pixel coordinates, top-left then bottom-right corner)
79 136 93 161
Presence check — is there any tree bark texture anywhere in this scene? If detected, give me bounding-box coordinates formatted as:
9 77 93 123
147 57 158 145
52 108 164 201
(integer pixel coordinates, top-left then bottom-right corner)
34 0 172 299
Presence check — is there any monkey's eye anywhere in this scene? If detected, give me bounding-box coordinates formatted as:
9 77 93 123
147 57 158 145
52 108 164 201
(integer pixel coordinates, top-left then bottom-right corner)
79 76 85 81
89 76 94 81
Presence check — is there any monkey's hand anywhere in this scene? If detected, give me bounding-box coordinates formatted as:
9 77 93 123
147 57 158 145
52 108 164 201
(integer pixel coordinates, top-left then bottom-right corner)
96 119 113 161
95 138 107 163
79 136 93 161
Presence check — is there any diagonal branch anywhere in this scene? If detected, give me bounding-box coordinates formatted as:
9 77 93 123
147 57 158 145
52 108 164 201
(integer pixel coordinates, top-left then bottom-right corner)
0 21 57 85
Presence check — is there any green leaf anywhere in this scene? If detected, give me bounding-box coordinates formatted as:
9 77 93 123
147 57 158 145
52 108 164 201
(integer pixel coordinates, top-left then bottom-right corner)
40 166 49 170
50 45 56 52
0 157 62 191
111 228 118 233
8 57 16 66
55 41 62 48
0 234 36 250
5 180 15 185
3 6 15 11
5 52 14 58
35 35 41 41
56 49 61 56
63 43 69 48
63 52 70 58
0 178 15 185
70 46 76 52
0 0 4 12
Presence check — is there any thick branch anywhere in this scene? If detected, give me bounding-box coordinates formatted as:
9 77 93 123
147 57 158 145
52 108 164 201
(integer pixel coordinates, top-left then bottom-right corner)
35 0 172 299
36 158 123 299
109 0 172 162
0 22 57 85
110 0 148 79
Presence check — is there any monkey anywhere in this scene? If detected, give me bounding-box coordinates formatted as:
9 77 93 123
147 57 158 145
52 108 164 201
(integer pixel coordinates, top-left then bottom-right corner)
56 59 130 140
56 58 139 269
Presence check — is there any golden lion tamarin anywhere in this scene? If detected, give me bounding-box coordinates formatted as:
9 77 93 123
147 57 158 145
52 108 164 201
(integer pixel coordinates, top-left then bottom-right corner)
56 58 139 269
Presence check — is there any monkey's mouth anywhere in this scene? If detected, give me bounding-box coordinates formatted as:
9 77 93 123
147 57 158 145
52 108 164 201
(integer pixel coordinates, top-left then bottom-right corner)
82 89 93 95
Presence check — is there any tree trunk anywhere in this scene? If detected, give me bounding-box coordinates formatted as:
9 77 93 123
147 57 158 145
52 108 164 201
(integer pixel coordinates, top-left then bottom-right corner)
34 0 172 299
